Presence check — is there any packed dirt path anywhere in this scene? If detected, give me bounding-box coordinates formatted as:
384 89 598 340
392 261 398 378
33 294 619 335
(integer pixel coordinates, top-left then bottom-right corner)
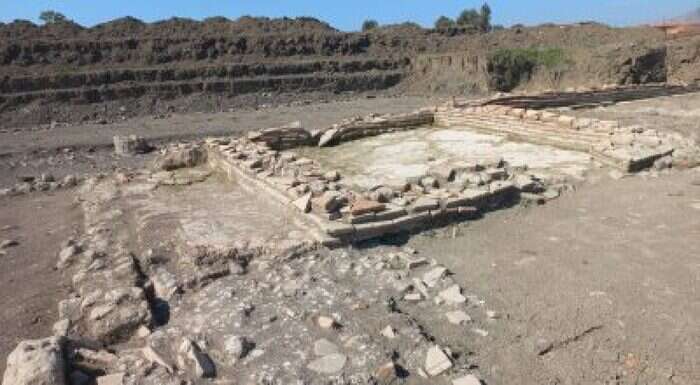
0 190 82 374
409 170 700 385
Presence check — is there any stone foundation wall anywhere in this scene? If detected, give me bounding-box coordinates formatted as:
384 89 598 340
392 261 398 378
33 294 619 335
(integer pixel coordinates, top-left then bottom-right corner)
317 110 435 147
200 87 699 245
434 102 698 171
205 134 547 246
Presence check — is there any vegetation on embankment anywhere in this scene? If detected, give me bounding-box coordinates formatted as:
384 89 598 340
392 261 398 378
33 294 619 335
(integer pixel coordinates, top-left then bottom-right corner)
487 47 570 91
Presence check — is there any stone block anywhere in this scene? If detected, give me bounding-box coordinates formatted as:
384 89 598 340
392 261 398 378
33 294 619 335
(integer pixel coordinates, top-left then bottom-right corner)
354 221 398 241
322 222 355 237
374 208 407 222
410 197 439 213
114 135 151 156
350 199 386 216
393 212 431 231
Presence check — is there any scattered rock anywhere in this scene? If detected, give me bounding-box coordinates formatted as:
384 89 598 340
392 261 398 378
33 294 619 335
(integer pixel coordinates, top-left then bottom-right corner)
423 266 448 287
224 335 252 362
425 345 453 377
404 292 423 302
421 176 439 189
57 245 80 269
292 193 312 213
313 339 340 356
114 135 151 156
154 147 206 171
323 170 341 182
374 362 400 384
2 337 67 385
96 373 125 385
52 319 70 336
142 345 174 374
178 339 216 378
0 239 19 249
152 268 180 300
439 285 467 305
307 353 347 374
381 325 397 339
405 256 429 270
313 191 346 213
369 186 395 203
653 155 673 170
39 173 55 183
486 310 500 319
317 315 338 329
445 310 472 325
62 175 78 188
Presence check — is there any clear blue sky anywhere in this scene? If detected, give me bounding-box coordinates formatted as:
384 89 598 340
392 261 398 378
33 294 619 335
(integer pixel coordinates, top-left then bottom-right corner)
1 0 698 30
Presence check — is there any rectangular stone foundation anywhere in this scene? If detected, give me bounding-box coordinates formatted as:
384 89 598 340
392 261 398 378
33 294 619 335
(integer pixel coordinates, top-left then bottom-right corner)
199 88 697 245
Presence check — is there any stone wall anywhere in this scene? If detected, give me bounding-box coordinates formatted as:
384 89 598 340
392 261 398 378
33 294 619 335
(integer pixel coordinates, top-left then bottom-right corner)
205 134 547 246
434 101 698 171
317 110 435 147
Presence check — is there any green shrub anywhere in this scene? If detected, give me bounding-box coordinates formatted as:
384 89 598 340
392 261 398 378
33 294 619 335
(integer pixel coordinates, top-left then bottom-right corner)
435 16 455 29
362 19 379 32
487 47 568 91
39 10 69 24
457 3 491 32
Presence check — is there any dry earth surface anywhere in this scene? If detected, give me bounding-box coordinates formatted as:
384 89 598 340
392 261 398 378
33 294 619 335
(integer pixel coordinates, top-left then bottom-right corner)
0 190 82 375
409 169 700 384
0 93 698 385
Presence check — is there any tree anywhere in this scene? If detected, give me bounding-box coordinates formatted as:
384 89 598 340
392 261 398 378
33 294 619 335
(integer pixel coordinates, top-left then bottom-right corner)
435 16 455 29
362 19 379 31
457 9 481 29
39 10 68 24
456 3 492 33
480 3 492 32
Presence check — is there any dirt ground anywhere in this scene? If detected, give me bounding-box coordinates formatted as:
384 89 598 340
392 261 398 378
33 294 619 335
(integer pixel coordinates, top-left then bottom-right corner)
0 96 435 373
0 96 436 187
409 169 700 384
567 93 700 141
0 190 82 375
1 94 699 383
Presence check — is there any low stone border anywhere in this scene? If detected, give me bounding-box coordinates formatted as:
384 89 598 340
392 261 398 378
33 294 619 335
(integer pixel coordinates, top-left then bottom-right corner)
435 102 698 171
205 135 545 246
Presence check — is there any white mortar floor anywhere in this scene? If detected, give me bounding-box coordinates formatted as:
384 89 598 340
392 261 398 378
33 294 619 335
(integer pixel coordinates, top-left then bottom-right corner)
297 127 593 190
127 171 309 250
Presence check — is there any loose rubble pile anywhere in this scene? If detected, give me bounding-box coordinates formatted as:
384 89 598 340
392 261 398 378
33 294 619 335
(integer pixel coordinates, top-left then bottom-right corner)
0 173 80 197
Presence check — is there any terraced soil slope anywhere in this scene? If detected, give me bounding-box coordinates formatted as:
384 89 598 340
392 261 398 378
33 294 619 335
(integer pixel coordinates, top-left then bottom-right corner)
1 17 700 128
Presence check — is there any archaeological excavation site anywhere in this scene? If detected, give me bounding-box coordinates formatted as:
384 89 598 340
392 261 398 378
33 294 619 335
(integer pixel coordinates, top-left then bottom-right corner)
1 7 700 385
